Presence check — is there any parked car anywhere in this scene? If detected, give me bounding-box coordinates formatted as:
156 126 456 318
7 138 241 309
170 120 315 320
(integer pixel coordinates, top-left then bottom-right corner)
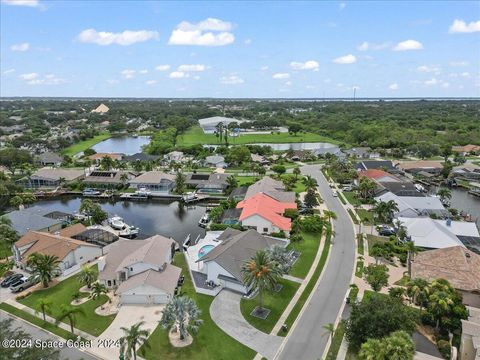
1 273 23 288
10 276 36 293
332 190 338 197
342 185 353 192
377 225 395 236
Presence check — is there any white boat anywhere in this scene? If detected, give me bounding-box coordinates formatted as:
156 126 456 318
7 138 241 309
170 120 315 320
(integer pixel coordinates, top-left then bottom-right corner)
119 225 140 238
83 188 101 196
198 214 209 228
414 183 426 193
183 192 198 202
108 216 127 230
135 188 151 197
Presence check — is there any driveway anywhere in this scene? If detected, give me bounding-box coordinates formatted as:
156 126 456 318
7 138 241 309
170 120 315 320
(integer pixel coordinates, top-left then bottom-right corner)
89 304 164 360
276 165 356 360
0 268 30 303
210 290 283 359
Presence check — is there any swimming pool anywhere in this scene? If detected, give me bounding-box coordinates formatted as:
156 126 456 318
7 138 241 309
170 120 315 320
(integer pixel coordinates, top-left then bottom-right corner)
198 244 215 259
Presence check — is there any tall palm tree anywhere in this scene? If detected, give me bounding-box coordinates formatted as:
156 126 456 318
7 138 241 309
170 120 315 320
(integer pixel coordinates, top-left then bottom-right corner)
226 175 238 190
120 173 129 187
322 323 335 339
27 253 61 288
242 250 282 312
89 282 108 300
78 264 97 289
428 291 454 329
357 177 377 200
56 304 85 334
323 210 337 225
406 278 430 308
302 175 317 190
35 298 52 322
383 200 399 223
293 167 301 180
119 321 151 360
437 187 452 202
160 296 203 341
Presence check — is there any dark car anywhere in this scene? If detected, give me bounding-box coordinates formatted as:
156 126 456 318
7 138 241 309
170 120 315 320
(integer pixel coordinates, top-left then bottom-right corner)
1 273 22 288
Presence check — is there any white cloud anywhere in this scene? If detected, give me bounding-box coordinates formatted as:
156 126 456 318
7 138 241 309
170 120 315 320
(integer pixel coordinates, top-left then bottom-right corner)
19 72 65 85
177 64 206 72
290 60 319 70
449 61 469 67
121 69 136 79
168 18 234 46
333 54 357 64
146 80 157 85
417 65 441 74
260 66 269 71
393 39 423 51
461 72 471 78
244 39 252 45
220 75 244 85
285 81 292 86
3 68 16 74
339 2 346 10
441 82 450 88
106 79 119 84
389 83 399 90
449 19 480 33
77 28 159 46
424 78 438 86
1 0 39 7
357 41 389 51
11 42 30 52
19 72 38 80
272 73 290 79
155 64 171 71
169 71 188 79
138 69 148 74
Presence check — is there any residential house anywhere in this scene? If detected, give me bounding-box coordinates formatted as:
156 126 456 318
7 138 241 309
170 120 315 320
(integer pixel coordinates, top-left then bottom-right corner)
123 152 160 162
84 170 135 188
411 246 480 308
5 206 70 236
460 307 480 360
452 144 480 156
220 208 242 225
129 171 175 192
37 152 64 167
198 116 245 134
229 186 248 201
356 160 397 172
18 168 85 189
204 155 228 168
98 235 181 304
452 164 480 181
88 153 124 163
375 181 423 197
375 192 447 218
13 231 102 275
196 229 288 294
186 173 229 194
164 151 185 163
250 153 270 165
91 103 110 114
398 217 480 252
245 177 296 203
313 146 346 160
358 169 401 183
236 193 297 235
346 147 380 159
396 161 443 175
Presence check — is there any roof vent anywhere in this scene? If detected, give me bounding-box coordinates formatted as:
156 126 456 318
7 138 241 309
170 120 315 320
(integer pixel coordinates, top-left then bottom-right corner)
465 252 471 258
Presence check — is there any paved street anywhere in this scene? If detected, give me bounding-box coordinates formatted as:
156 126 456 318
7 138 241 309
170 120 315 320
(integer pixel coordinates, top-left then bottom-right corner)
1 311 98 360
276 165 356 360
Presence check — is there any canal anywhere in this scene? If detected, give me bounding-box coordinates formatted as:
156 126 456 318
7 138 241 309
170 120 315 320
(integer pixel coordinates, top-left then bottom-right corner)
35 197 206 244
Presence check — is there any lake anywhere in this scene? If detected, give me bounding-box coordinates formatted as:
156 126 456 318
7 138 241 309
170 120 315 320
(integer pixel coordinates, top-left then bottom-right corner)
35 197 206 244
92 136 151 155
205 142 339 151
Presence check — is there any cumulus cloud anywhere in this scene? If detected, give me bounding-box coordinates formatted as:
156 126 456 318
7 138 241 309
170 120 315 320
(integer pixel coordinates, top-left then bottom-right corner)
20 73 38 80
357 41 389 51
169 71 188 79
146 80 157 85
393 39 423 51
389 83 399 90
1 0 39 7
177 64 206 72
138 69 148 74
260 66 269 71
424 78 438 86
417 65 441 75
3 69 16 74
19 72 65 85
77 28 159 46
121 69 136 79
333 54 357 64
220 75 244 85
449 19 480 33
11 43 30 52
449 61 469 67
169 18 235 46
155 64 170 71
272 73 290 79
290 60 319 70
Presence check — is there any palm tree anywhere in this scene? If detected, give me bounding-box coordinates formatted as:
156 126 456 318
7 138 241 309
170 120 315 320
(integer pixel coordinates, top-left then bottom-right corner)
0 216 12 226
323 210 337 225
27 253 61 288
241 250 282 313
71 291 82 304
437 187 452 202
119 321 151 360
56 304 85 334
383 200 399 223
358 177 377 200
175 171 186 194
120 173 129 187
428 291 454 329
293 167 301 180
322 323 335 339
406 278 430 308
78 264 97 289
35 298 52 322
302 175 317 190
0 224 18 259
160 296 203 341
89 282 108 300
359 337 384 360
226 175 238 190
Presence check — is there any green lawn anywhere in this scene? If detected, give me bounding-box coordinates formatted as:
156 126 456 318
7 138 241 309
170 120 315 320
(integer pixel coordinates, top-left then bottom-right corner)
366 234 390 249
357 234 364 255
342 192 362 207
347 209 359 225
0 302 76 340
140 253 256 360
280 228 331 335
234 175 260 186
355 261 364 278
18 266 115 336
287 231 322 279
0 242 12 259
356 209 379 225
61 132 111 156
176 126 340 146
325 320 346 360
240 278 300 333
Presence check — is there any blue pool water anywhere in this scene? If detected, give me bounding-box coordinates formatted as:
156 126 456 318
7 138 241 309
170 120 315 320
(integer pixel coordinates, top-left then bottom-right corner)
198 245 215 258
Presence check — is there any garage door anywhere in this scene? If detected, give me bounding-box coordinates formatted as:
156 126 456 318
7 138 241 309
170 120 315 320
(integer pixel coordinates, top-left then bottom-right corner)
121 294 170 304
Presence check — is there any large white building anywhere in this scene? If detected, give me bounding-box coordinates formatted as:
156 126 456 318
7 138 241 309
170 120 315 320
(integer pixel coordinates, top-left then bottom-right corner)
198 116 246 134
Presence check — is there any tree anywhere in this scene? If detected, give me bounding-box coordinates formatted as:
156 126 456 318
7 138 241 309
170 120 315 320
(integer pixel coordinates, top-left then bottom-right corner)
292 167 301 180
0 224 18 258
266 245 291 274
226 175 238 193
56 304 85 334
359 330 415 360
26 253 61 288
323 210 337 225
160 296 203 342
99 155 114 170
437 187 451 202
175 171 186 194
35 298 52 322
372 200 398 224
358 177 377 200
304 188 319 208
78 264 97 289
79 199 107 225
120 173 129 187
242 250 282 313
0 318 60 359
323 323 335 339
363 264 389 292
0 148 33 175
440 144 452 163
369 245 388 265
89 282 108 300
388 287 406 300
406 278 430 308
288 124 302 136
272 164 286 176
428 290 454 329
345 294 418 349
226 146 251 165
302 175 317 190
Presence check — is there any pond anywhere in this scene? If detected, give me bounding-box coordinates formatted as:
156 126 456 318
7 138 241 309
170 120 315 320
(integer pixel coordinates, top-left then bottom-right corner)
92 136 151 155
431 186 480 225
205 142 339 151
34 197 206 244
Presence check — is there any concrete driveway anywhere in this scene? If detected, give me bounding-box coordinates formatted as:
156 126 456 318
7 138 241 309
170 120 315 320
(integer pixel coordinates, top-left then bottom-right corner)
210 290 283 359
89 304 164 360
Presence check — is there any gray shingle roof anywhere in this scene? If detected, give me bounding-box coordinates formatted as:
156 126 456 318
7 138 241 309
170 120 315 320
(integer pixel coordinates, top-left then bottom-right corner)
6 206 64 236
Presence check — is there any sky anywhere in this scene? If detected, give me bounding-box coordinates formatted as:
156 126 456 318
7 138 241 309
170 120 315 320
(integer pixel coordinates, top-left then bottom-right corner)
1 0 479 98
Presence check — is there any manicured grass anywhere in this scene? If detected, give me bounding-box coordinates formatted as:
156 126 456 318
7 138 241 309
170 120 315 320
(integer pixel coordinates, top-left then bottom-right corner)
240 278 300 333
355 261 364 278
18 266 115 336
348 285 359 304
338 192 347 205
0 302 77 340
357 234 364 255
394 275 411 286
325 320 346 360
356 209 378 225
280 229 331 335
347 209 359 225
140 253 256 360
287 231 322 279
342 192 362 207
366 234 390 249
234 175 259 186
176 126 340 147
0 242 12 259
61 132 111 156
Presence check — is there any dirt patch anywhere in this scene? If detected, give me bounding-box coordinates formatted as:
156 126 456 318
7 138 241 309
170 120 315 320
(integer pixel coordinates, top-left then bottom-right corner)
95 291 119 316
71 297 90 306
168 329 193 347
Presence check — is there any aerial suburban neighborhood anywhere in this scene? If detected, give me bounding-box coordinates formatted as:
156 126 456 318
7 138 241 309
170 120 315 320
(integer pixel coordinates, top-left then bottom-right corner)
1 1 479 360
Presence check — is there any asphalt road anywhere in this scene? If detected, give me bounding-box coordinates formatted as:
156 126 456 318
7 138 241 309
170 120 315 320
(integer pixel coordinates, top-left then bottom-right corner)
1 311 98 360
276 165 356 360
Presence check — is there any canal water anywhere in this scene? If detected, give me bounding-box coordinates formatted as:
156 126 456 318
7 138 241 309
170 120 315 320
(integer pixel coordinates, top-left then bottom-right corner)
205 142 339 151
450 188 480 225
92 136 151 155
35 197 206 244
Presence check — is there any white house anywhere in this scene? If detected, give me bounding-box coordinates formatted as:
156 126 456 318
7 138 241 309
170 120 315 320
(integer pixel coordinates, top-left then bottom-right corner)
198 116 245 134
205 155 228 168
375 192 448 218
98 235 181 304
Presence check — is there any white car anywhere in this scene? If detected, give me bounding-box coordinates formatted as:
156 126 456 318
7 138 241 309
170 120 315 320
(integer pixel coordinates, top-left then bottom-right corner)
332 190 338 197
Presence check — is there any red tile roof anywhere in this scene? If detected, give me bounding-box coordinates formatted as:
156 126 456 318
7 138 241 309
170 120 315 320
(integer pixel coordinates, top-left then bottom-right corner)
358 169 397 180
236 193 296 231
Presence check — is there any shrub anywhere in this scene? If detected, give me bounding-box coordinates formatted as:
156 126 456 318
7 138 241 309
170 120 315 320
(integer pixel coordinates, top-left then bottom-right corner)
271 231 286 238
437 340 451 360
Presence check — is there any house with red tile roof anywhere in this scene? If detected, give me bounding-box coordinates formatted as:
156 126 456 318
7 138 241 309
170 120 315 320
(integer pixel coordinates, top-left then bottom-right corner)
358 169 400 183
236 193 297 235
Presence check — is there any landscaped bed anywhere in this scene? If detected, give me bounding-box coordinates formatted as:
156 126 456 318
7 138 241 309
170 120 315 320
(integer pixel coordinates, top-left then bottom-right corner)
240 278 300 333
287 231 322 279
140 253 256 360
325 320 346 360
